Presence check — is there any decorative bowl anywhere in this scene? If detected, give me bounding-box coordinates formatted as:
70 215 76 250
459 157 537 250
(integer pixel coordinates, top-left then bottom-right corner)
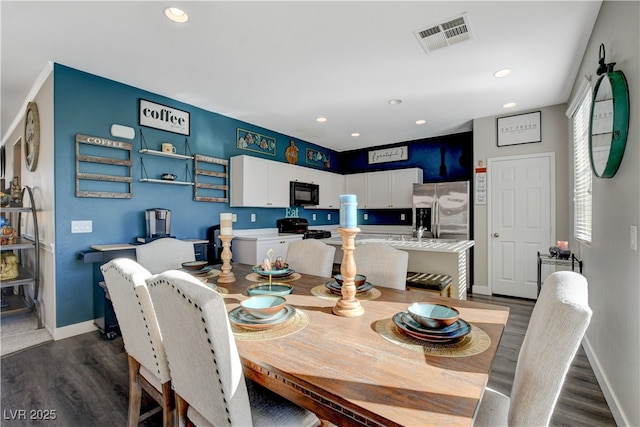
181 260 208 271
240 295 287 319
334 274 366 287
161 173 177 181
407 302 459 329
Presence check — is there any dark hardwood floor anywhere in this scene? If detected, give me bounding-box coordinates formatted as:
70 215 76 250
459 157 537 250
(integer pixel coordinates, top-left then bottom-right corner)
1 294 616 426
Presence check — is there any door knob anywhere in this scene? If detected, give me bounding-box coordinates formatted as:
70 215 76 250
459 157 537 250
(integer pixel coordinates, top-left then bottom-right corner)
493 233 500 238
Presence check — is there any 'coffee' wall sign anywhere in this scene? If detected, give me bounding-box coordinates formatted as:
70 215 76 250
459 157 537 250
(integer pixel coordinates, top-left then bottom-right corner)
139 99 190 135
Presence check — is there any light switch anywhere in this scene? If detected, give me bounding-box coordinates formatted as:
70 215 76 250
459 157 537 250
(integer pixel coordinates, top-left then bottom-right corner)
71 220 92 233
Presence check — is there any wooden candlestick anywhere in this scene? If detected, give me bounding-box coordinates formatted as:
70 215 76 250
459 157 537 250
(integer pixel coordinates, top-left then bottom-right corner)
217 235 236 284
333 227 364 317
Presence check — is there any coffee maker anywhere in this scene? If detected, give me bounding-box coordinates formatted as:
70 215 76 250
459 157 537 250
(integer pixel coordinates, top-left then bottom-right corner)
139 208 173 243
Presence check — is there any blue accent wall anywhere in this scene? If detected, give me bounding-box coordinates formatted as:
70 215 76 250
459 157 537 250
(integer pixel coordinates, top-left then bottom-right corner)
53 64 473 328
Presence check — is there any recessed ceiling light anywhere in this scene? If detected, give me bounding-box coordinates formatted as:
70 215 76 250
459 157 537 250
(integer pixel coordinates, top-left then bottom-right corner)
165 7 189 23
388 99 403 105
503 102 517 108
316 117 327 123
415 119 426 125
351 133 360 137
494 68 512 78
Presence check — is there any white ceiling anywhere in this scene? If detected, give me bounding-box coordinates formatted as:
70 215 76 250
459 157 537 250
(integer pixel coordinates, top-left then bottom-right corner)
1 1 602 152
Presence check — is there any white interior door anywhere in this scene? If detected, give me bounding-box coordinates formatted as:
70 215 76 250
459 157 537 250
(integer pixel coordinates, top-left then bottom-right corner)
489 153 554 299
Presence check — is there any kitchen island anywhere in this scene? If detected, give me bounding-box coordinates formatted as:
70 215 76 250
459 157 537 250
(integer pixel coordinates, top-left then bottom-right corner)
323 234 474 300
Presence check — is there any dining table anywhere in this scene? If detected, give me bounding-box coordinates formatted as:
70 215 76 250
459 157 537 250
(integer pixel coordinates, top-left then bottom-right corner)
215 263 510 427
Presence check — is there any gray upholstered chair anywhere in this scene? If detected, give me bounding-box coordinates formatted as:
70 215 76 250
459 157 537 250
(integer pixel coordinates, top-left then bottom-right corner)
285 239 336 277
100 258 174 427
146 270 320 427
475 271 592 426
134 237 196 274
353 243 409 290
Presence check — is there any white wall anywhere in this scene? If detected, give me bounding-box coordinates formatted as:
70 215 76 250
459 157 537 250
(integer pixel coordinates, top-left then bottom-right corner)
566 2 639 425
472 104 570 293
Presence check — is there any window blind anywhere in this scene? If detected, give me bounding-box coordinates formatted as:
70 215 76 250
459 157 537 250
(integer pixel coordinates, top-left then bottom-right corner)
573 89 592 243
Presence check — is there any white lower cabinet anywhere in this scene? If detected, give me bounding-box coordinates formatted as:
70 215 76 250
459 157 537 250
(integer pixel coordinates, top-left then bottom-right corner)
232 235 303 265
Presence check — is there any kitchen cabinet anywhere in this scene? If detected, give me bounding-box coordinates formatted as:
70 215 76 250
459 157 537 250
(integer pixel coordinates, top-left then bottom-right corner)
1 186 42 328
347 168 422 209
232 234 303 265
321 173 345 209
230 155 290 207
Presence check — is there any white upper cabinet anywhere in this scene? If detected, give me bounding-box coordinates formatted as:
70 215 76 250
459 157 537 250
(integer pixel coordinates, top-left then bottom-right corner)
230 155 290 207
345 173 368 208
347 168 422 209
389 168 423 208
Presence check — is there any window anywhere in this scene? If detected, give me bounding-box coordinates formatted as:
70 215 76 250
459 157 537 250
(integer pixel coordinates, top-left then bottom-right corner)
571 84 592 243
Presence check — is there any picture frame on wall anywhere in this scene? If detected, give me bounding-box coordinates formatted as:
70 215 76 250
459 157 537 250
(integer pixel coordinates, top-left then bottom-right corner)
497 111 541 147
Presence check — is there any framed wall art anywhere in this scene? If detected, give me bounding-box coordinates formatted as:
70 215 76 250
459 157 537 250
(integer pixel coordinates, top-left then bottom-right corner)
237 128 276 156
139 99 190 135
497 111 541 147
305 148 330 168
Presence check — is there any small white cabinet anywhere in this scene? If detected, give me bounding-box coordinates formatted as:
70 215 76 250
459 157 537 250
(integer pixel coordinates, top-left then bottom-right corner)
230 155 290 207
232 234 303 265
345 173 368 208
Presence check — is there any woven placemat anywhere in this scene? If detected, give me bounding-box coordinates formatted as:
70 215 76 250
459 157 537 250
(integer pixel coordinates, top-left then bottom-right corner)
189 268 221 279
231 309 309 341
245 272 302 283
310 285 382 301
374 317 490 357
205 283 228 294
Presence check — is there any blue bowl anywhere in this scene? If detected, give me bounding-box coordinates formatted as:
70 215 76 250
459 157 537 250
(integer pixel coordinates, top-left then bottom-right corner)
407 302 459 329
240 295 287 319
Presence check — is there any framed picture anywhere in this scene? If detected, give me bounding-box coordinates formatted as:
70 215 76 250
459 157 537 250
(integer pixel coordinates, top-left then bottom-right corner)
305 148 330 168
139 99 190 135
497 111 541 147
236 128 276 155
368 146 408 164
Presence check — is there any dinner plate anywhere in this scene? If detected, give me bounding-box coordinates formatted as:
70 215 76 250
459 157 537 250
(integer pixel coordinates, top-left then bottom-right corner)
228 305 295 330
180 265 215 276
392 312 471 342
400 313 466 335
247 283 293 296
325 281 373 295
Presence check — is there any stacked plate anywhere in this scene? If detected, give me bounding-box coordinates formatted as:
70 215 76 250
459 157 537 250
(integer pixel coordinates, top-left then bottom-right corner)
180 265 216 278
392 311 471 343
252 264 295 279
228 305 295 330
324 280 373 295
247 283 293 296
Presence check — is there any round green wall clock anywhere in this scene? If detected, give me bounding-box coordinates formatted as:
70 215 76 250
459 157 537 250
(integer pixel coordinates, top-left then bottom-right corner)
589 70 629 178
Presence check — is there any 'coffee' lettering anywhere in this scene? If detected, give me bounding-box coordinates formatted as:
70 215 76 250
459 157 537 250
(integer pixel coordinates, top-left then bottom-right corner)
142 108 185 126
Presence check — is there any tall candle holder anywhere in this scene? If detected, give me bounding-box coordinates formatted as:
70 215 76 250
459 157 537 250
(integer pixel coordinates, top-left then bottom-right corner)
332 227 364 317
217 235 236 283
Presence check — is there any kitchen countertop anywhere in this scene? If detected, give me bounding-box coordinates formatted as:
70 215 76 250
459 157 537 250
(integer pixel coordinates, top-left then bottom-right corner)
322 234 474 253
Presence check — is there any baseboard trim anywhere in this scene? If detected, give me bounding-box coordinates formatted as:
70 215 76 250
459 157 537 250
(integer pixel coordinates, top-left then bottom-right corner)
52 320 97 341
470 284 491 295
582 336 629 427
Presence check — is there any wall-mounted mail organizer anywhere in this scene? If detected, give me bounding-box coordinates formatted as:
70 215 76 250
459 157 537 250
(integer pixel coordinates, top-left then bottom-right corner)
193 154 229 202
75 134 133 198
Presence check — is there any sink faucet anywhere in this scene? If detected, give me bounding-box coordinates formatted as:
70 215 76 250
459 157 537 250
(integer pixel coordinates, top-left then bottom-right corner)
417 226 425 242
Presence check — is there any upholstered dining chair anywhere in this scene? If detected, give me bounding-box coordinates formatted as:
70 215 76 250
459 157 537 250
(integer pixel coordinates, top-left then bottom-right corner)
134 237 195 274
100 258 174 427
475 271 592 426
285 239 336 277
146 270 320 427
353 243 409 290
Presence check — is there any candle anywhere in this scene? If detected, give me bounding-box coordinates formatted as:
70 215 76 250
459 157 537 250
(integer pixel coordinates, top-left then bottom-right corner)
339 194 358 229
220 213 233 236
557 240 569 250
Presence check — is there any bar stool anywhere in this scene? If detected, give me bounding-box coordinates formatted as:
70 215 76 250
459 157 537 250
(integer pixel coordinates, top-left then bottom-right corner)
406 272 452 297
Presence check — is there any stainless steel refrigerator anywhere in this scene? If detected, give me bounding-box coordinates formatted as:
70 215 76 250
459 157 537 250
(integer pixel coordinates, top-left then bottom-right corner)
412 181 470 239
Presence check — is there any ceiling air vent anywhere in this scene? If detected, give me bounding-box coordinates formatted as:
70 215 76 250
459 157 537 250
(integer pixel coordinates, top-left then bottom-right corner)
413 13 473 53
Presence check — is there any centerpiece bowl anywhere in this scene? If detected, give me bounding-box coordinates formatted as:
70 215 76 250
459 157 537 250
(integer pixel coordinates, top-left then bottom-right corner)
334 274 367 287
181 260 208 271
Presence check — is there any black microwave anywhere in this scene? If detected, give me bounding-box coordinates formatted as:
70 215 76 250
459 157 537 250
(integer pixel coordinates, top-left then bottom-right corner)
290 181 319 206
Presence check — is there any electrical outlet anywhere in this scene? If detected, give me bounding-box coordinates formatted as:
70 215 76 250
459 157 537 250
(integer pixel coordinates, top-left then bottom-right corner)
328 213 331 220
232 214 237 222
71 220 92 233
312 214 316 221
250 213 256 222
631 225 637 251
364 214 369 221
401 213 405 220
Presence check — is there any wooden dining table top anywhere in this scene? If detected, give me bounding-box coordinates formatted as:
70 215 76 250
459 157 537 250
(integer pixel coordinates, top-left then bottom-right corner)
217 263 510 427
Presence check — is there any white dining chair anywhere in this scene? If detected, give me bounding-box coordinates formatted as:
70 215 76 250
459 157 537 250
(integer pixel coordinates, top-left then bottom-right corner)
285 239 336 277
135 237 196 274
475 271 592 426
146 269 320 427
353 243 409 290
100 258 174 427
